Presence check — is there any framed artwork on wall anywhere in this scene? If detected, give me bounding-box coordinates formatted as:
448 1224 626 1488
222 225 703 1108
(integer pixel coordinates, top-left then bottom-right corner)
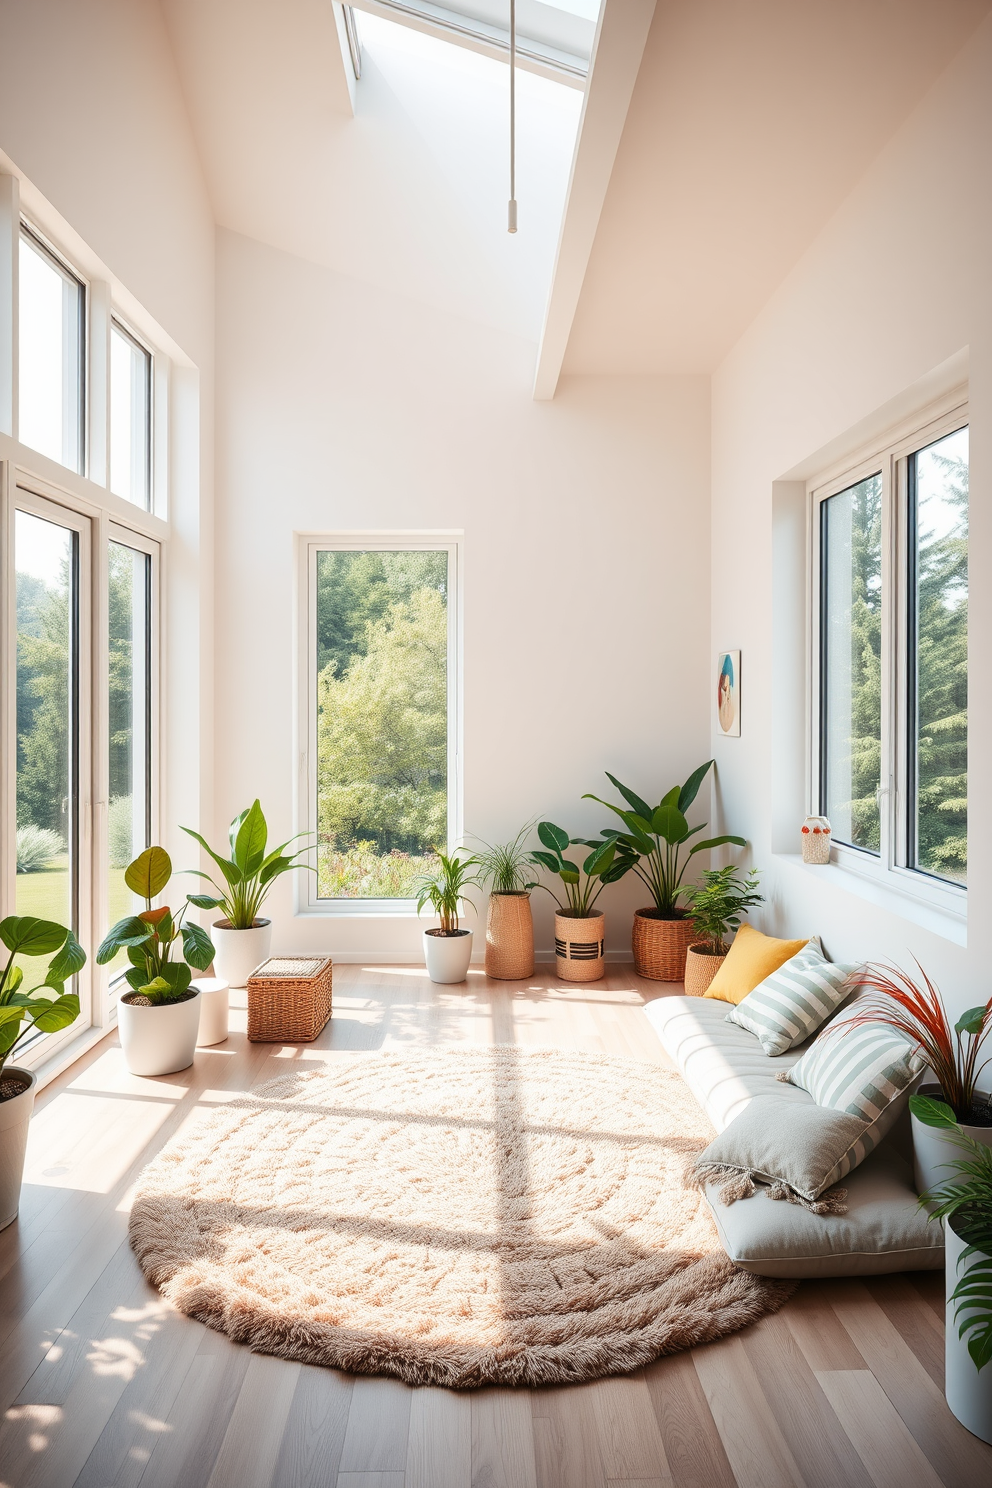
717 651 741 737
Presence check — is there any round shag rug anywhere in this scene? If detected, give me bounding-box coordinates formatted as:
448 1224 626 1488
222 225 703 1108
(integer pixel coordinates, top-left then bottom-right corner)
129 1047 793 1387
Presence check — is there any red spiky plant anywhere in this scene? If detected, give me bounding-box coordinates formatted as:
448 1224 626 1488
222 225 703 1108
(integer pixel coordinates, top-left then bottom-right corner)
847 962 992 1123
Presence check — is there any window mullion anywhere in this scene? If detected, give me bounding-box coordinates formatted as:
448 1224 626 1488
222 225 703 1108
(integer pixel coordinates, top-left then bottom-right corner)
0 174 18 439
88 280 111 489
878 455 896 873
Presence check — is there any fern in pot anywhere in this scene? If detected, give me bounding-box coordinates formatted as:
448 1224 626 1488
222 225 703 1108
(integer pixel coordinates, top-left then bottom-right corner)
682 866 763 997
182 800 312 987
414 850 480 984
97 846 214 1077
475 823 538 980
585 761 745 981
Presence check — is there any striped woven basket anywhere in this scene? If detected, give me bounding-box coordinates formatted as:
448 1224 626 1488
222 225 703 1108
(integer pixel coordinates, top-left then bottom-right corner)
554 912 605 983
632 911 696 982
485 893 535 980
247 955 333 1042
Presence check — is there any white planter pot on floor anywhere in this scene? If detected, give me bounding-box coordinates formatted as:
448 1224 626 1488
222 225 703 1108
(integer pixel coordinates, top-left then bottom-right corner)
211 919 272 988
0 1068 37 1230
118 992 201 1077
423 929 473 984
945 1218 992 1443
192 978 230 1046
912 1086 992 1195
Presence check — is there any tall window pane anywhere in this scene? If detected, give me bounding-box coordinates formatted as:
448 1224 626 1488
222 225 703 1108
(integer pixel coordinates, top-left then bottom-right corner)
110 323 151 507
316 550 448 898
106 542 152 975
821 474 882 852
909 426 968 883
18 229 84 473
15 510 77 980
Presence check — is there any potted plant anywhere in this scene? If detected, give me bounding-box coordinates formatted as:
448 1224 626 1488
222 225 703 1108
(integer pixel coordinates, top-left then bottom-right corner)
585 762 746 981
529 823 631 983
849 965 992 1193
97 846 215 1076
182 800 312 987
682 866 763 996
911 1094 992 1443
475 823 538 980
0 916 83 1228
414 849 480 984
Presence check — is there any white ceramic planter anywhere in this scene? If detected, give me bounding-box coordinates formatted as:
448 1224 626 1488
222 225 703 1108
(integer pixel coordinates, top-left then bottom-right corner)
0 1068 37 1230
192 978 230 1046
118 991 201 1077
423 928 473 984
912 1086 992 1195
211 919 272 988
945 1218 992 1443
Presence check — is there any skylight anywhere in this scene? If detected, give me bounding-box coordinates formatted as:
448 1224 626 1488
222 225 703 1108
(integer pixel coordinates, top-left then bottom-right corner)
348 1 601 85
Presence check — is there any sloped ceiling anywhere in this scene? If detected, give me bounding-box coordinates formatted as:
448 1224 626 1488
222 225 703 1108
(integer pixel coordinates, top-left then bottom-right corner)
563 0 992 374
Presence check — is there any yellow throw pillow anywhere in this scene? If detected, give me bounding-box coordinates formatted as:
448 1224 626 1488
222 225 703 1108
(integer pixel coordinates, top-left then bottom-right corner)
703 924 811 1005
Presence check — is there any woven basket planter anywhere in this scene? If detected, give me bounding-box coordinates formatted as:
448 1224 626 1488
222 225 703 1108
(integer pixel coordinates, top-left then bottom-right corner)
247 955 333 1042
486 893 535 980
554 912 605 983
683 945 727 997
632 910 696 982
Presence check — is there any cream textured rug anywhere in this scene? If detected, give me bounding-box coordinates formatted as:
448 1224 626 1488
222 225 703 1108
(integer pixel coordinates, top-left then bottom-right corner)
129 1048 793 1387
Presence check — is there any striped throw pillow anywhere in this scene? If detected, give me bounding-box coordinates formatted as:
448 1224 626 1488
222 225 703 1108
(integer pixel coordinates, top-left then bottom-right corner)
780 1001 927 1121
726 946 857 1055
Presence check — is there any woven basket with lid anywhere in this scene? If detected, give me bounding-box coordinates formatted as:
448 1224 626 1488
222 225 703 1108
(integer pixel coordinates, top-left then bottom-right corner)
247 955 333 1042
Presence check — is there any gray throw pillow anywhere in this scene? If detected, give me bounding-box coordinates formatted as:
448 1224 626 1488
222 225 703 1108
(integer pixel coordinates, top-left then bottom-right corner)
692 1093 895 1215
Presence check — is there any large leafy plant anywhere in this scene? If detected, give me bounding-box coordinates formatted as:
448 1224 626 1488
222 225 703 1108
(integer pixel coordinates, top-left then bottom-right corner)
97 847 214 1004
912 1094 992 1371
529 822 634 918
684 866 763 954
584 762 745 917
182 801 312 930
414 849 479 934
0 918 84 1081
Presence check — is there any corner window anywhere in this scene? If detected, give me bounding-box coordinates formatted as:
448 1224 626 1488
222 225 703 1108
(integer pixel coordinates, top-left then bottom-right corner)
18 227 85 473
302 539 458 908
812 404 968 907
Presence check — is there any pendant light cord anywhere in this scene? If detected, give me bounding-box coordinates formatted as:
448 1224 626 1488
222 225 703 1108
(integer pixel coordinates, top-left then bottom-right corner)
508 0 517 232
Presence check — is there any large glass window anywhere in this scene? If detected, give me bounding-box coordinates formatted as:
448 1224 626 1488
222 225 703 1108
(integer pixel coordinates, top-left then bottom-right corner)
110 322 151 507
312 547 452 900
18 228 85 473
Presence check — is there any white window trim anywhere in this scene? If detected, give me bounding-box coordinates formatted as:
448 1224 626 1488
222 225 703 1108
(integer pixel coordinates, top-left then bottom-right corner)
109 315 155 512
806 387 968 933
296 530 463 917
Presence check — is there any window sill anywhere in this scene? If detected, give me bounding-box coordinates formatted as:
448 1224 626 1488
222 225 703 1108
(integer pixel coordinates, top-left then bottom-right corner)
19 1022 115 1094
296 901 422 918
773 852 967 948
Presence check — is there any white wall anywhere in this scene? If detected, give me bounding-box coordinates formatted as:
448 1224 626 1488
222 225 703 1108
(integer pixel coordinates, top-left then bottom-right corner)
215 228 711 959
711 16 992 1014
0 0 216 863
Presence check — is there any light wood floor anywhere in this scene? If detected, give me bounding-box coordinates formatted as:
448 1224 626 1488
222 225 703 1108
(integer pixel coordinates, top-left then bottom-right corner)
1 963 990 1488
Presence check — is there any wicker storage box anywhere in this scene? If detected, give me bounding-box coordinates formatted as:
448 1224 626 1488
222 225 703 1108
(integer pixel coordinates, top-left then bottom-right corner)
247 956 333 1043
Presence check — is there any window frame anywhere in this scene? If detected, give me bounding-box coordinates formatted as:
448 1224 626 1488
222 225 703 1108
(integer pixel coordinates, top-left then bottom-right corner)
297 531 463 916
17 221 87 477
109 316 154 510
808 391 969 923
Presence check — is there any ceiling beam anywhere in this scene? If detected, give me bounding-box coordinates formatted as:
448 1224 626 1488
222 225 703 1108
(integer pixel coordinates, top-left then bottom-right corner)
533 0 656 400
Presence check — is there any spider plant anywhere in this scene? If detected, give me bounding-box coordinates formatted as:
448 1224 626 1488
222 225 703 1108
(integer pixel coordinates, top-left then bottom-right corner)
584 762 746 917
912 1093 992 1371
529 822 634 918
847 964 992 1124
181 800 313 930
0 917 84 1082
474 822 538 895
97 846 215 1003
683 866 764 955
413 849 480 934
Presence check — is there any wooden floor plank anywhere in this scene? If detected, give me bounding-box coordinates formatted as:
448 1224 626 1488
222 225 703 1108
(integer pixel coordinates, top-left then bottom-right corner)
132 1335 252 1488
692 1336 805 1488
643 1349 737 1488
339 1378 412 1475
273 1365 355 1488
864 1274 945 1390
531 1382 607 1488
406 1385 472 1488
471 1388 538 1488
589 1375 672 1485
205 1353 301 1488
815 1371 944 1488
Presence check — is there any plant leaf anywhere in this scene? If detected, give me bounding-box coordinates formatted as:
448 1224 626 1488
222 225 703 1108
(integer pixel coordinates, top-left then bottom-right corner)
686 834 747 856
530 850 562 873
583 840 616 877
187 894 223 910
651 804 689 843
558 863 580 884
233 800 267 875
124 846 172 900
0 916 72 957
27 992 80 1033
180 827 244 887
181 922 215 972
909 1093 960 1129
47 929 86 983
678 760 714 813
603 773 654 821
956 1005 991 1037
96 916 153 965
537 822 570 855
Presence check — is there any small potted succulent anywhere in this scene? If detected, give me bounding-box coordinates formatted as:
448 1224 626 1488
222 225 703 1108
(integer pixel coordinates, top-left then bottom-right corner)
474 823 538 980
912 1094 992 1443
414 849 480 984
0 915 83 1228
529 823 632 983
682 866 763 996
585 762 745 981
97 846 215 1076
182 801 312 987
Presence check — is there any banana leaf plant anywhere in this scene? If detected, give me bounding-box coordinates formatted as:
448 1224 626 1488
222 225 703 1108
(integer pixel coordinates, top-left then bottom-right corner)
96 846 214 1004
181 800 313 930
0 917 84 1080
912 1094 992 1371
584 761 745 918
529 822 636 918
